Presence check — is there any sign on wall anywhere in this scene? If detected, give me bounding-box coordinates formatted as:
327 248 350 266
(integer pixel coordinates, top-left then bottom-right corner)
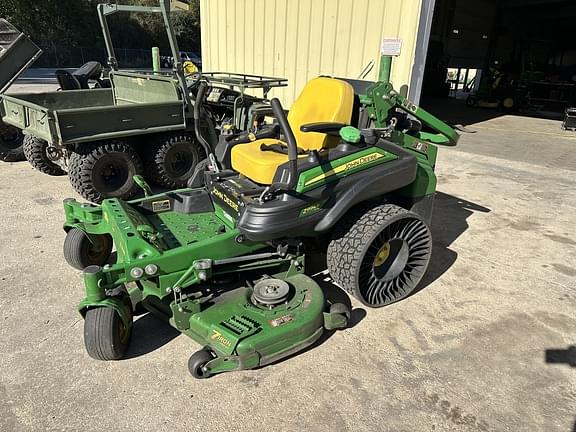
381 38 403 57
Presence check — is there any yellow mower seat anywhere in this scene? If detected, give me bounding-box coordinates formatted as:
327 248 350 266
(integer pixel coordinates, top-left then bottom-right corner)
231 77 354 184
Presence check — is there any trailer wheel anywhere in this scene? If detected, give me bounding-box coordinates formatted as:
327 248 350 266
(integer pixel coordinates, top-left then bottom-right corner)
84 306 132 361
63 228 113 270
22 135 66 175
69 141 143 203
0 124 25 162
145 133 204 188
327 204 432 308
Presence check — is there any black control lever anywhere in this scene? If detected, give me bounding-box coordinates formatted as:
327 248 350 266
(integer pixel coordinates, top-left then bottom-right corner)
267 98 298 193
193 81 216 161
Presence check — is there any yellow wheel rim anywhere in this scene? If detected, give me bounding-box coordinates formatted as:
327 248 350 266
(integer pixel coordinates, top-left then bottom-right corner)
373 242 391 267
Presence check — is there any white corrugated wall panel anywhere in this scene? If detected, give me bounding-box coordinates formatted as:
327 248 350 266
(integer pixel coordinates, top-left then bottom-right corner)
200 0 422 105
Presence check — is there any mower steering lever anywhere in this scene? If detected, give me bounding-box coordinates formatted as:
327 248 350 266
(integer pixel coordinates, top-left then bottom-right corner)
266 98 298 194
194 81 219 166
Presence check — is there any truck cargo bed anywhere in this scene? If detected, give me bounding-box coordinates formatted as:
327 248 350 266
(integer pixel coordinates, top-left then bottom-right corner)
0 72 187 145
0 89 186 145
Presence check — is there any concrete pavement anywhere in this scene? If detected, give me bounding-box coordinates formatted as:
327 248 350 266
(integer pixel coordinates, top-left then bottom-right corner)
0 100 575 431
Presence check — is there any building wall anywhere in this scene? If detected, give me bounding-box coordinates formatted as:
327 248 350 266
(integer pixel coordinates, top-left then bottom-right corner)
200 0 422 105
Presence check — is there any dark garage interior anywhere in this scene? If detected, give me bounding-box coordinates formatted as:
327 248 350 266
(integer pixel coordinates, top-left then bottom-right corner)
421 0 576 123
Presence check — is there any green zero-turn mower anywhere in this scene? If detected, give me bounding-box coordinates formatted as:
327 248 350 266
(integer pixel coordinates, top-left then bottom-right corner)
62 75 458 378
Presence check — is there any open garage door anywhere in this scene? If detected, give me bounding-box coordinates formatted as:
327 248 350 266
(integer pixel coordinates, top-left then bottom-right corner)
421 0 576 120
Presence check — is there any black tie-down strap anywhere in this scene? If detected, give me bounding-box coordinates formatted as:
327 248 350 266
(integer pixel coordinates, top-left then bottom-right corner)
260 143 306 155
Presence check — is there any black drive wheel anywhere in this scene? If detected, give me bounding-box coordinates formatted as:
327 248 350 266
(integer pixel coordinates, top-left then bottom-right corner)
145 133 204 188
63 228 113 270
84 306 132 361
0 124 25 162
69 141 143 203
22 135 66 175
188 349 214 379
327 204 432 308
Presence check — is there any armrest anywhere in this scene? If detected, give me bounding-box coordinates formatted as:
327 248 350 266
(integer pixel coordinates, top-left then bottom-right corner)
300 122 348 136
227 124 280 144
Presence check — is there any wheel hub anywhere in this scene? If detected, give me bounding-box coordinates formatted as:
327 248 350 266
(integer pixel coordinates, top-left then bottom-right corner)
166 143 197 178
93 157 129 192
373 238 410 281
373 242 391 267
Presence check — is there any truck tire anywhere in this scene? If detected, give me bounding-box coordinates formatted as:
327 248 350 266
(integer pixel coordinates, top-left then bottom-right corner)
144 133 204 188
69 141 143 203
0 124 25 162
327 204 432 308
22 135 66 175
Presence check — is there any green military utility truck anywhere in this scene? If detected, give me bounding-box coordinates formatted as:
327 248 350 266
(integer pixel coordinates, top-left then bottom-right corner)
0 1 286 202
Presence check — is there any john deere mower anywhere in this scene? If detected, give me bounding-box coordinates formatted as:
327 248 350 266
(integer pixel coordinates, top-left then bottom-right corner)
62 75 458 378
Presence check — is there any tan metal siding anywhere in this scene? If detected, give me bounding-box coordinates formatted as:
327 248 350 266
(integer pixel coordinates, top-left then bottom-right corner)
200 0 422 105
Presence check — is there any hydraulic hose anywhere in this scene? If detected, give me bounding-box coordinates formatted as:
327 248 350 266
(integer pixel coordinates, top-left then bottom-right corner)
269 98 298 192
193 81 213 157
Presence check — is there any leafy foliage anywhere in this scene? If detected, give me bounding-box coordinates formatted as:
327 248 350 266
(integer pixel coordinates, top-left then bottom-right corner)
0 0 201 53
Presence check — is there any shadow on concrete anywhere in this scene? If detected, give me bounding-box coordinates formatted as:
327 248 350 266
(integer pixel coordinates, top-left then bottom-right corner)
544 345 576 367
421 97 507 127
122 191 488 364
416 191 491 292
307 192 491 304
421 97 564 128
124 313 180 359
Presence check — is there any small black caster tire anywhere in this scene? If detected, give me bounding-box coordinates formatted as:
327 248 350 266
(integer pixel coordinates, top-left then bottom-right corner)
188 349 214 379
84 306 132 361
329 303 351 329
63 228 113 270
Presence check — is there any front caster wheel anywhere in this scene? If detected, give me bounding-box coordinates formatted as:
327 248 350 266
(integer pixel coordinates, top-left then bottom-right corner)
63 228 113 270
188 349 214 379
84 306 132 361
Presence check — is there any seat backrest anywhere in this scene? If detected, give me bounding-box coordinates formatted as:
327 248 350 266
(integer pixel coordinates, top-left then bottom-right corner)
55 69 81 90
72 61 103 88
287 77 354 151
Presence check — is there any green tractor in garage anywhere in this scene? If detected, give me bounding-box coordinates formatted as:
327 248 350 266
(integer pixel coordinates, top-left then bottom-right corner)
62 70 459 378
0 1 285 202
